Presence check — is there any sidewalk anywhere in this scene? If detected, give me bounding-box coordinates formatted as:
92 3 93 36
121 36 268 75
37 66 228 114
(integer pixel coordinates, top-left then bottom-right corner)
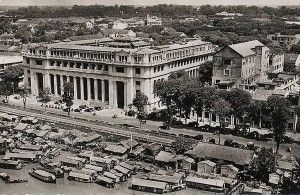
7 94 298 141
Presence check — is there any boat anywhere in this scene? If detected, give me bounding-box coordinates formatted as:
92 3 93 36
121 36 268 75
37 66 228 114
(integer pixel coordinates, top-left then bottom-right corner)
0 172 10 181
35 166 64 178
29 169 56 183
5 179 28 183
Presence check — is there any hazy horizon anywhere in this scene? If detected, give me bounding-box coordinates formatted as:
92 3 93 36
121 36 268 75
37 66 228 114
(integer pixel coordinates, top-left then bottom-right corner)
0 0 299 6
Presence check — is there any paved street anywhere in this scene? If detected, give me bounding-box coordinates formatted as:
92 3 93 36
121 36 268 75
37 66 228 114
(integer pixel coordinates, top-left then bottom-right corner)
5 96 300 159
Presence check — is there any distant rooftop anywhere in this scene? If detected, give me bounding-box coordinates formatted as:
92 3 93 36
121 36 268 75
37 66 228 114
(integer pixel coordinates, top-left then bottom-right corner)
0 55 23 65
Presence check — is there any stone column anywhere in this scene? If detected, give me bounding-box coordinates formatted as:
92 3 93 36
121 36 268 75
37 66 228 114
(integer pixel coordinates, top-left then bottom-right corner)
23 68 28 85
30 71 37 95
73 77 77 100
80 77 84 100
94 79 98 101
87 77 91 101
109 80 114 106
101 80 105 102
113 81 117 107
60 75 64 94
44 73 50 89
53 74 58 96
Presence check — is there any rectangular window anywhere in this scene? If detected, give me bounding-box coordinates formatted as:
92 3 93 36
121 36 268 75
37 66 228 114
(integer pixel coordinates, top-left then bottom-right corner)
36 60 43 65
224 69 230 76
116 67 124 73
136 81 140 85
223 59 232 65
104 65 108 71
135 68 141 74
26 58 30 64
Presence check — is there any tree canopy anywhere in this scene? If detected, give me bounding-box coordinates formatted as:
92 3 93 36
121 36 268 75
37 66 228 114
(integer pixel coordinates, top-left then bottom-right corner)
267 96 289 153
248 147 276 183
61 82 74 116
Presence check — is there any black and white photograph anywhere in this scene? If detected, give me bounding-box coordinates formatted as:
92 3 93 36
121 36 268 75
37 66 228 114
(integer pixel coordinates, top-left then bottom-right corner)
0 0 300 194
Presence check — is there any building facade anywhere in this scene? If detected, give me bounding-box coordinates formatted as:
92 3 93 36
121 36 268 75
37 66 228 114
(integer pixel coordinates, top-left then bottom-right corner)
212 40 270 89
0 56 23 78
267 33 299 45
146 14 162 26
269 53 284 73
23 38 214 110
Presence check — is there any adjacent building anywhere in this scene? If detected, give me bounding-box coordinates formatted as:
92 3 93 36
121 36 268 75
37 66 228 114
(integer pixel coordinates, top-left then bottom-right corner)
269 53 284 73
212 40 270 90
146 14 162 26
22 38 214 110
267 33 299 45
0 55 23 78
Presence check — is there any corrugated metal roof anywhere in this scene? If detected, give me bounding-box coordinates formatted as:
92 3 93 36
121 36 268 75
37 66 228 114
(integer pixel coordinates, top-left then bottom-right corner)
186 176 224 187
131 178 167 189
186 142 254 165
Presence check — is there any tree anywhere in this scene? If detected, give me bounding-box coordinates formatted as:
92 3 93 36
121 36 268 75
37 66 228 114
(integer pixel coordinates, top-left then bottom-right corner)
132 92 148 128
212 98 231 144
248 147 275 182
132 92 148 113
18 84 31 109
194 86 218 125
61 82 74 116
153 71 188 126
0 81 13 102
171 136 192 154
37 87 51 110
198 61 213 85
1 65 23 94
227 88 251 125
267 96 289 153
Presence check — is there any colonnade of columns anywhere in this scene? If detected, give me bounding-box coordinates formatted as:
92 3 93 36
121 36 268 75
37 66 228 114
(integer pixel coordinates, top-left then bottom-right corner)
28 72 136 108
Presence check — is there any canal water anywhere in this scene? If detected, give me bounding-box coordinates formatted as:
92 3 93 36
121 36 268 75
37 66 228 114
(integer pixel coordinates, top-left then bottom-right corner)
0 164 222 195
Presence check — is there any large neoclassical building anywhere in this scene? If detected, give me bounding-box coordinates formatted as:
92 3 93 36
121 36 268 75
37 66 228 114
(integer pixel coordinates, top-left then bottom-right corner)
22 37 214 109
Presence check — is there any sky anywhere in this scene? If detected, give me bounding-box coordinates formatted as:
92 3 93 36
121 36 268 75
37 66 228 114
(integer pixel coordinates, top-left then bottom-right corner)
0 0 299 6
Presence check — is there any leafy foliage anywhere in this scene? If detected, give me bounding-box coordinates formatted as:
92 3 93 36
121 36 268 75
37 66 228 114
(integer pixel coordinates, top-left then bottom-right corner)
267 96 289 153
61 82 74 116
0 81 13 101
18 84 31 109
38 87 51 110
1 65 23 92
248 147 276 183
226 88 252 122
132 92 148 113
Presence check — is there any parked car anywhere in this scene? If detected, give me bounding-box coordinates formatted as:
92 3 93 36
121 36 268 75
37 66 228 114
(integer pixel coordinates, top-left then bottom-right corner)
188 121 198 128
224 139 233 146
173 120 184 126
127 110 136 117
158 125 170 130
193 134 204 141
208 139 216 144
247 142 255 150
74 108 81 112
281 136 293 144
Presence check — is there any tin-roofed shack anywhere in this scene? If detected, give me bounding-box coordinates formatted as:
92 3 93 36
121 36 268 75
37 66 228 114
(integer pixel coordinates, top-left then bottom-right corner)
104 144 128 156
91 156 115 171
185 142 254 169
0 160 23 169
186 176 225 192
148 173 185 190
96 176 116 188
3 152 38 162
61 159 83 169
68 171 93 183
131 178 169 194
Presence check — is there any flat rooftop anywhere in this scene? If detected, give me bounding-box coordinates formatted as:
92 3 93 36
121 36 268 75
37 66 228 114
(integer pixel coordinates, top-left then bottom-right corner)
0 56 23 65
